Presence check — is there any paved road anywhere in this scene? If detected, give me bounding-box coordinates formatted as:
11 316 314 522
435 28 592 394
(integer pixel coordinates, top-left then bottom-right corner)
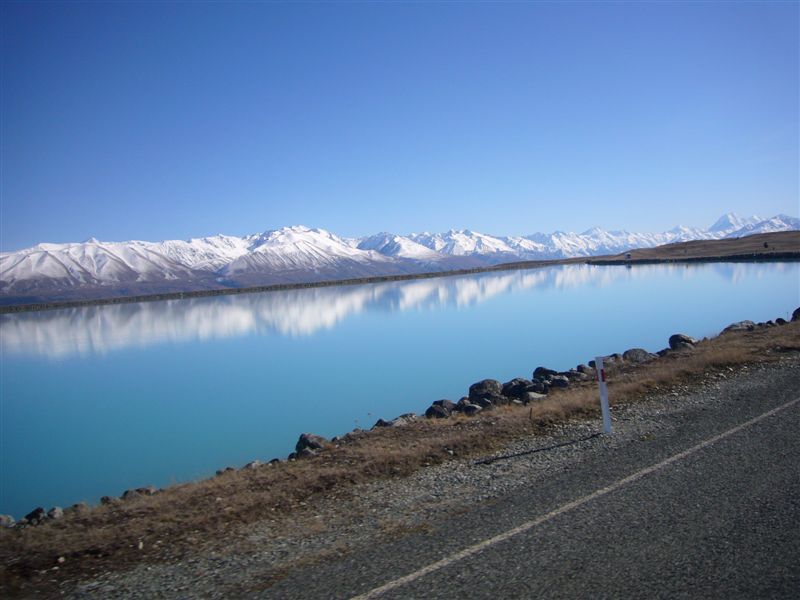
260 374 800 599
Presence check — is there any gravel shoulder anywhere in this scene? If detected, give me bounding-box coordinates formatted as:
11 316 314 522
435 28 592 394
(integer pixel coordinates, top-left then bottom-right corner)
63 353 800 599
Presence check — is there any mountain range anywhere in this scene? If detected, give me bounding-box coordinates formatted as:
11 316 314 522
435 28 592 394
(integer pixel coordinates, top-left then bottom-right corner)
1 213 797 304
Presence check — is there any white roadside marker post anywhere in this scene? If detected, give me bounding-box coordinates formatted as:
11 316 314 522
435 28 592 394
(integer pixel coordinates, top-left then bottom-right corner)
595 356 613 435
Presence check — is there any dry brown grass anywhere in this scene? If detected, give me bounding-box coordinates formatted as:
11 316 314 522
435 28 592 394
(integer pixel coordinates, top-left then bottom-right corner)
599 230 800 262
2 321 799 595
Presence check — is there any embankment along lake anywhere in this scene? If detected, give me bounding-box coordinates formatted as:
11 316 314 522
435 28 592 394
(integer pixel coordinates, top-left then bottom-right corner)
1 262 798 517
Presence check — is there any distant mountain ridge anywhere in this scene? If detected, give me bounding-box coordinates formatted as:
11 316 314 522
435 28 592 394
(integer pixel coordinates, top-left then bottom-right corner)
2 213 798 303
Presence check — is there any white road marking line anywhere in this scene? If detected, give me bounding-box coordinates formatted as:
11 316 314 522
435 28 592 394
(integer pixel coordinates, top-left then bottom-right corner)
351 397 800 599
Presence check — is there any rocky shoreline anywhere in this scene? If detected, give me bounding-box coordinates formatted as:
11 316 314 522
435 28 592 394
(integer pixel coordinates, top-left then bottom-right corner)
4 306 798 531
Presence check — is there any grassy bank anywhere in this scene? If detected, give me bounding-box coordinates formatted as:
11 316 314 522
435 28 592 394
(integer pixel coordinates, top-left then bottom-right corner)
2 317 799 595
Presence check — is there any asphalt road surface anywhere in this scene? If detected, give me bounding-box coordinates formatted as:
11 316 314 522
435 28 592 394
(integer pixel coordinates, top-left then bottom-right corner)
260 377 800 599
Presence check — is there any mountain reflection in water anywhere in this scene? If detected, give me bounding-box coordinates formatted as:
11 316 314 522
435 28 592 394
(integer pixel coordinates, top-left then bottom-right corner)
1 262 789 359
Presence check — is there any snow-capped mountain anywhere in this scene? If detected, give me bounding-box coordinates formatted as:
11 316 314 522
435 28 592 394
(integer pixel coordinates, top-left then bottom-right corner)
709 213 763 233
724 214 800 238
356 232 442 261
1 213 797 304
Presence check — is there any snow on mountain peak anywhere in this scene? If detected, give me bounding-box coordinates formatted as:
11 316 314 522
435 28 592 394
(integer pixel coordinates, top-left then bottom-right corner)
2 212 797 301
709 213 762 232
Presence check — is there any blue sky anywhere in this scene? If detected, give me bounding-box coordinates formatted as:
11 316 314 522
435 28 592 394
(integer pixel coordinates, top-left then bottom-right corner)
1 1 798 251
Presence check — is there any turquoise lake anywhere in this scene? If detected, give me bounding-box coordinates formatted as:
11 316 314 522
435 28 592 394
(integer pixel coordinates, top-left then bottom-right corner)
1 262 799 517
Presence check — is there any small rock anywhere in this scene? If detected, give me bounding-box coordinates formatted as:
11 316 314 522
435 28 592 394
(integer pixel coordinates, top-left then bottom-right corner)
57 556 66 564
462 403 482 416
468 379 503 400
776 318 787 325
216 467 235 476
287 452 298 460
576 364 596 376
100 496 118 506
526 380 549 394
432 399 457 412
375 413 418 428
269 458 281 465
425 404 450 419
296 447 317 459
296 433 328 453
722 320 755 333
242 460 262 470
24 507 46 525
0 515 15 528
472 396 495 409
121 489 141 501
549 375 570 389
532 367 558 380
622 348 657 364
523 391 547 403
668 333 697 350
47 507 64 520
136 486 157 496
562 369 589 381
502 378 533 399
66 502 89 515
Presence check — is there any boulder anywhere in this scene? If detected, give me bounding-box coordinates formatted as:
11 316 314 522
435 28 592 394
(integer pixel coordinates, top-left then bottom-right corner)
0 515 15 528
776 318 787 325
526 380 549 394
502 378 533 399
269 458 282 465
562 369 590 381
66 502 89 515
576 364 595 376
374 414 418 428
390 413 418 427
461 403 482 416
216 467 235 476
296 447 317 459
121 489 141 501
468 379 503 400
622 348 657 364
722 320 755 333
100 496 118 505
47 507 64 520
668 334 697 350
549 375 570 389
296 433 327 453
472 396 495 409
589 354 622 369
425 404 449 419
523 391 547 403
486 393 511 406
433 399 457 413
137 486 157 496
456 397 472 410
533 367 558 380
242 460 262 470
792 307 800 321
24 507 46 525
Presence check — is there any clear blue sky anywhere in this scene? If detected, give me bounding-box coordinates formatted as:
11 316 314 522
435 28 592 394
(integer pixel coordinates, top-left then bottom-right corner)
1 1 798 251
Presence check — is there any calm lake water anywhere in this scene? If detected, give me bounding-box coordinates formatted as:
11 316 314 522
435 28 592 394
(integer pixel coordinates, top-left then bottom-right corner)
2 262 799 517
